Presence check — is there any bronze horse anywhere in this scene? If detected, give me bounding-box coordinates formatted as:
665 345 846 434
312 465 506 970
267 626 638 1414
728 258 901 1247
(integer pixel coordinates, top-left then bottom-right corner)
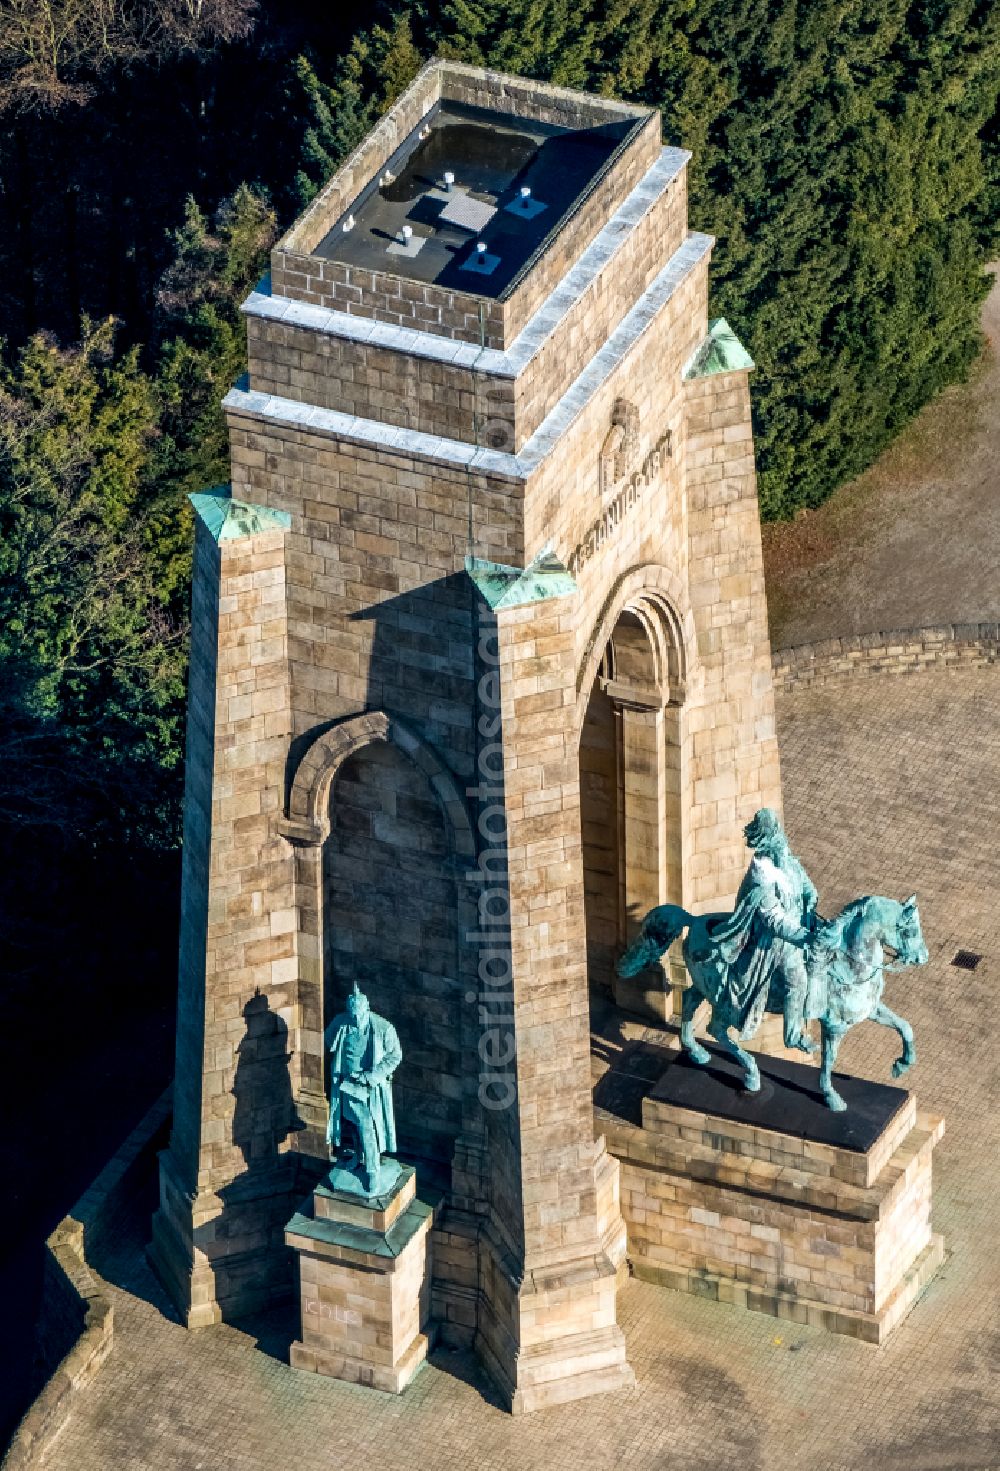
617 894 928 1109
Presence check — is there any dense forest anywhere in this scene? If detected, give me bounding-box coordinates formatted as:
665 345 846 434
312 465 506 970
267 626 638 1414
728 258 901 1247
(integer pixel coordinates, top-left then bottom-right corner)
0 2 996 1435
1 0 998 855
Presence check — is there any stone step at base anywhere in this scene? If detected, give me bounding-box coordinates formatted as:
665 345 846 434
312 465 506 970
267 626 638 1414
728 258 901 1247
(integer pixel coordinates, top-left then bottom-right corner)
290 1327 432 1393
507 1325 636 1414
635 1233 945 1344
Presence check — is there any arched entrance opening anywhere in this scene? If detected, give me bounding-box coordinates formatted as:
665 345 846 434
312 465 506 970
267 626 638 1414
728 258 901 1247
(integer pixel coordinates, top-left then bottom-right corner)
579 593 685 1021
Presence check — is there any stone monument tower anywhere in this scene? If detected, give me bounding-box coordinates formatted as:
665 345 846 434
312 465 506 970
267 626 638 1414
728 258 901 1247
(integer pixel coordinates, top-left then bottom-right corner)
151 61 782 1412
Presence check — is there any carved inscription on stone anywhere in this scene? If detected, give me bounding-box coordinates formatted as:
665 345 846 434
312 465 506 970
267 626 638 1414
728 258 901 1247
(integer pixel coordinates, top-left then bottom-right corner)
568 426 673 576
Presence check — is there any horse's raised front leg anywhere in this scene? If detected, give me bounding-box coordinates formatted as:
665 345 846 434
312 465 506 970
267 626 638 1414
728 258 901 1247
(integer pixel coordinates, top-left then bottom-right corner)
819 1021 848 1110
707 1013 760 1092
680 984 711 1066
873 1002 916 1079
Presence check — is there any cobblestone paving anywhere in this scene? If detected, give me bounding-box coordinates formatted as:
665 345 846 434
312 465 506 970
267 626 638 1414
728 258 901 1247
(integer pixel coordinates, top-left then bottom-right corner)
39 667 1000 1471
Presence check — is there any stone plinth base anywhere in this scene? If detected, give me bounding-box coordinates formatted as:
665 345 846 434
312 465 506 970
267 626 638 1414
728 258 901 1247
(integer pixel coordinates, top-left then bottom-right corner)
649 1233 944 1343
604 1045 945 1343
285 1165 440 1392
472 1150 635 1414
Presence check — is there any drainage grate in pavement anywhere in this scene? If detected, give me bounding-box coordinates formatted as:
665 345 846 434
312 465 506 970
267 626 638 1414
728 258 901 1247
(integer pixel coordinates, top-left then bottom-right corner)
951 950 983 971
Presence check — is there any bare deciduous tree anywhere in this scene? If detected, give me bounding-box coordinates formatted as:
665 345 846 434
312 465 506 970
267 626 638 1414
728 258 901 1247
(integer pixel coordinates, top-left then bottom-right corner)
0 0 256 111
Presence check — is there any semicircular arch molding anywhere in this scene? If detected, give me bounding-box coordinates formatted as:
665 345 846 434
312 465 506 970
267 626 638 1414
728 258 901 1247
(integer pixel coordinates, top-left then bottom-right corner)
575 564 697 722
282 711 475 858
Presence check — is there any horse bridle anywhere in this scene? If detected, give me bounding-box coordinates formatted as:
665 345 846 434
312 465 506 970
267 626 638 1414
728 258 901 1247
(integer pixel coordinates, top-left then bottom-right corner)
810 911 914 986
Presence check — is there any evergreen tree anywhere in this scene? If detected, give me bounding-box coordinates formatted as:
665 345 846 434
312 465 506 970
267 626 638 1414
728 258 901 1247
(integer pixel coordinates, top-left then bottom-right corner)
300 0 999 518
0 320 184 842
0 181 277 846
435 0 598 87
148 183 278 600
292 15 422 207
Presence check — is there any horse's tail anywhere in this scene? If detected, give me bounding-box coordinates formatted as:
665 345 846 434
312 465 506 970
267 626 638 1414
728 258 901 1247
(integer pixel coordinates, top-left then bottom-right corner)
617 904 693 978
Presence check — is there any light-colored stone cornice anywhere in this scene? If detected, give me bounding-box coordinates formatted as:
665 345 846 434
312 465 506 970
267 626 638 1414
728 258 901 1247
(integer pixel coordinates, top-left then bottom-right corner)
226 230 713 481
243 146 692 382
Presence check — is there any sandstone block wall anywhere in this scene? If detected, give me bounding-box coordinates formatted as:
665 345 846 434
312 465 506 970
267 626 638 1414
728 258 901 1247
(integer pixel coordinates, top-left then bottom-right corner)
150 514 324 1326
269 253 507 348
249 150 688 455
772 622 1000 690
157 63 787 1409
682 370 783 908
245 313 517 445
512 160 687 441
499 111 660 343
605 1097 944 1341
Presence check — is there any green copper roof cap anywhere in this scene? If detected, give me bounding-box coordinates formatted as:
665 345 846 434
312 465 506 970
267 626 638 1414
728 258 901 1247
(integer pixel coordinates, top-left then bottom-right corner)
189 486 291 542
682 318 755 380
466 542 578 610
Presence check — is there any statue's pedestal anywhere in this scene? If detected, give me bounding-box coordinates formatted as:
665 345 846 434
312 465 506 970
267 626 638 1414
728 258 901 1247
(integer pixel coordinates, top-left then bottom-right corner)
285 1164 440 1392
607 1045 944 1342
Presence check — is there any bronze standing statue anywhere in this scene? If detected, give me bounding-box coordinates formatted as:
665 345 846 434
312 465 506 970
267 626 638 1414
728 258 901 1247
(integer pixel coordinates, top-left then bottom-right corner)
326 982 402 1194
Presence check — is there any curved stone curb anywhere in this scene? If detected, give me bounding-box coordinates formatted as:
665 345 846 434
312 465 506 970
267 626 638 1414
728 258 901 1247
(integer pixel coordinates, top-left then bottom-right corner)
772 623 1000 692
3 1090 172 1470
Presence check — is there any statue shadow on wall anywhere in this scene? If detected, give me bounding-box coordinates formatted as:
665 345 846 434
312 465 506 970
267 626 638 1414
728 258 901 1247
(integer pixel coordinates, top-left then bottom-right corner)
592 1024 682 1130
282 571 473 810
349 572 473 725
228 990 304 1174
205 993 309 1357
103 993 309 1335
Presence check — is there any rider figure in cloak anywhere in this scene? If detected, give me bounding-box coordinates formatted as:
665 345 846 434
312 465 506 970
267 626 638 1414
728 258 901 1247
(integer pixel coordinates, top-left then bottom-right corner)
711 808 820 1052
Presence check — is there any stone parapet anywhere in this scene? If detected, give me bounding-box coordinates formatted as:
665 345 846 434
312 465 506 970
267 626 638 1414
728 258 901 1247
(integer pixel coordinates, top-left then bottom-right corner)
272 60 658 350
772 623 1000 691
4 1093 171 1471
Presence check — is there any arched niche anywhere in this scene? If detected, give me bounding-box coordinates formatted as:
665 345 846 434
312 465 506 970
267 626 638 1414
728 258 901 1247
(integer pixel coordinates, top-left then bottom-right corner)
281 712 478 1172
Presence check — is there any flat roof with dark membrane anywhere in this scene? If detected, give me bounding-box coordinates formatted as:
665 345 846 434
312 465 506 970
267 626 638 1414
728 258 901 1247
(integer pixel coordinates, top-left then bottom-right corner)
312 101 635 301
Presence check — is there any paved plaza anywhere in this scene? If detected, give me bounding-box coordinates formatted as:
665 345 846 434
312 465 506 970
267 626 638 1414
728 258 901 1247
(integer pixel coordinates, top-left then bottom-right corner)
37 665 999 1471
